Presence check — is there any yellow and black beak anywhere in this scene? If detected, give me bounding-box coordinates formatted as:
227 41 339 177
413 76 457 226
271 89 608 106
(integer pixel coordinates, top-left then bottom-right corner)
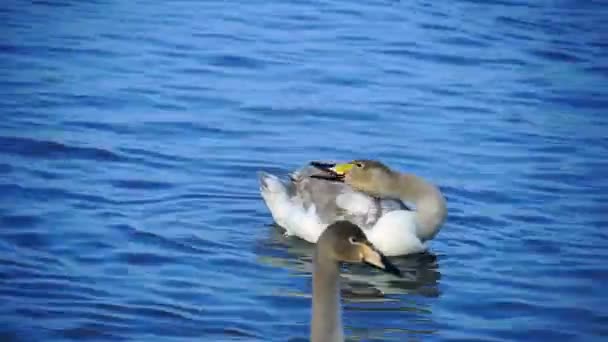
359 243 402 277
310 161 355 182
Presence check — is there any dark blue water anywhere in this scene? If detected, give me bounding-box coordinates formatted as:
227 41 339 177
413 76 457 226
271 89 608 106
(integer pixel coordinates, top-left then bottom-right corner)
1 0 607 341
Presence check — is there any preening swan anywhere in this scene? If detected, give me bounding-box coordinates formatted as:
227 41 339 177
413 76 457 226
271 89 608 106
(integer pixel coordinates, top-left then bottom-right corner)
258 159 447 256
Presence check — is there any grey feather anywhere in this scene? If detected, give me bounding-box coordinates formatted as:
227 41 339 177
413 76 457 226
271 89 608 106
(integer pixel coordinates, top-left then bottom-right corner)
287 165 410 230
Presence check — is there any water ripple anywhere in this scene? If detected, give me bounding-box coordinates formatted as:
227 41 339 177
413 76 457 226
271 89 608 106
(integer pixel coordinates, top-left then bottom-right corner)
0 136 124 162
1 0 607 341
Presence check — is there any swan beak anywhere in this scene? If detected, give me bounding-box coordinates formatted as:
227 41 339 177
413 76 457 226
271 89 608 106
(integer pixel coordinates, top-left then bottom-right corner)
309 161 354 182
360 244 402 278
331 162 355 175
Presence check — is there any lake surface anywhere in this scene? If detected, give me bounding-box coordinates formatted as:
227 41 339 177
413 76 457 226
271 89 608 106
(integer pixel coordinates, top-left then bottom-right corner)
1 0 607 341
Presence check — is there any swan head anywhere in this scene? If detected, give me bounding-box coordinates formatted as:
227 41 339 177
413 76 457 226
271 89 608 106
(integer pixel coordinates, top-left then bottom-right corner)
310 160 399 198
317 220 402 277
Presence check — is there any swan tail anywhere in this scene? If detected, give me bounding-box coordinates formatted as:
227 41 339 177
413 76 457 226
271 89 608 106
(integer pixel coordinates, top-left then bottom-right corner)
258 172 293 227
258 171 325 242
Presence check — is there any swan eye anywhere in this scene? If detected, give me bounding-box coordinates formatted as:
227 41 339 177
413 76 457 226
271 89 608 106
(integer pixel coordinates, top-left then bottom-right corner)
355 162 363 168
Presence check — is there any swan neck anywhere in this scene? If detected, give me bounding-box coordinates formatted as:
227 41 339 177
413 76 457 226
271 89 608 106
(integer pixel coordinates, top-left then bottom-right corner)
311 251 343 342
393 173 447 241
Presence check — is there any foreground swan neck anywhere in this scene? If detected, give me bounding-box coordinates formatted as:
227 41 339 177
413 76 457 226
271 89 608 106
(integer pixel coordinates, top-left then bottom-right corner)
393 173 447 241
311 252 343 342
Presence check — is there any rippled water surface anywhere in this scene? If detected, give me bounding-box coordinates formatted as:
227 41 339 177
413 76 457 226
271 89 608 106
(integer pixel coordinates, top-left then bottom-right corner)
1 0 607 341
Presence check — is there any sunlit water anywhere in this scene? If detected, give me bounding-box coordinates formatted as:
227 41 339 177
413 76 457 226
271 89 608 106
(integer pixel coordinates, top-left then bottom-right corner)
1 0 607 341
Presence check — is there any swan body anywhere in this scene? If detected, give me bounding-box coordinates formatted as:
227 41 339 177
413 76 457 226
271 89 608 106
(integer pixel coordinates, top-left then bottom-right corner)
258 160 446 256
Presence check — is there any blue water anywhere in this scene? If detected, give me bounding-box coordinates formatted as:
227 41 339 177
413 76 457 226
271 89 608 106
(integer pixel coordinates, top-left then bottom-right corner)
1 0 607 341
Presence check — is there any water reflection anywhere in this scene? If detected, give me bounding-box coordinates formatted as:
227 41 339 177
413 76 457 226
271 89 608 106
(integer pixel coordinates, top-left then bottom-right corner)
256 223 441 297
255 223 441 340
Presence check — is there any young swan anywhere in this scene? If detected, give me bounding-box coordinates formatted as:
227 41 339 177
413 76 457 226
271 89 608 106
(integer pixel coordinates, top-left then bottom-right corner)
311 220 402 342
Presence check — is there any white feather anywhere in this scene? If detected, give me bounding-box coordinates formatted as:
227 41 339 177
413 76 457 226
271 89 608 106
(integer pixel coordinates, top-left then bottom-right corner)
258 167 425 256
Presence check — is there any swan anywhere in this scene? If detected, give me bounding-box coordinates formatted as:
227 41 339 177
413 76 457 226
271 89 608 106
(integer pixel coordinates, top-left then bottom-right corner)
310 220 402 342
258 159 447 256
